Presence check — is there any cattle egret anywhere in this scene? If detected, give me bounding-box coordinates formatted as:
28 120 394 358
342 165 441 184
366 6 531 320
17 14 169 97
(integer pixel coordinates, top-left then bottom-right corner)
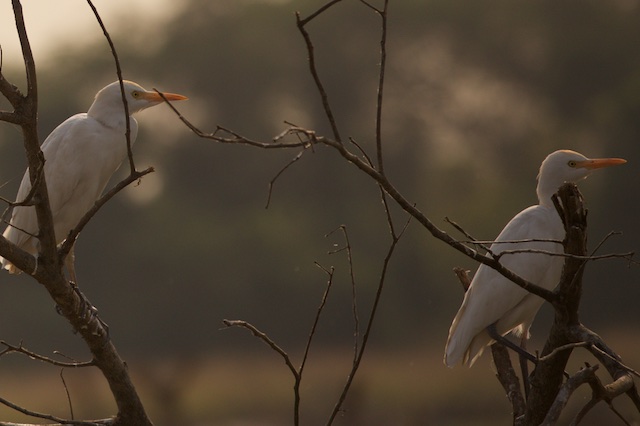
444 149 626 367
1 80 187 281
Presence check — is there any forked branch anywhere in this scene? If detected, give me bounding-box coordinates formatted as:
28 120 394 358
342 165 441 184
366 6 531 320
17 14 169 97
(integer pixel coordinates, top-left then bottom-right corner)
0 1 153 425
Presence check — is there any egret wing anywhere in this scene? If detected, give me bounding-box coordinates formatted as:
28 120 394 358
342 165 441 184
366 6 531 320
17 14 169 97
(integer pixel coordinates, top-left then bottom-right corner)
445 204 564 366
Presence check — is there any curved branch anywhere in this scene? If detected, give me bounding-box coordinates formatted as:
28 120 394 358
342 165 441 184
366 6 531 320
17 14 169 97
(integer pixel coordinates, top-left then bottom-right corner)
58 167 154 260
9 0 59 273
85 0 134 174
166 99 559 304
326 213 410 424
372 0 389 173
542 364 600 425
295 10 342 143
0 341 95 368
0 394 113 425
222 320 299 379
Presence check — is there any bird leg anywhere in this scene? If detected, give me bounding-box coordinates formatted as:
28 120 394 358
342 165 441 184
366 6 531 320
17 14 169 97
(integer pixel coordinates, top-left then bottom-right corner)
57 243 110 342
519 335 530 401
68 281 110 342
64 244 77 284
31 255 38 275
487 324 535 400
487 323 537 364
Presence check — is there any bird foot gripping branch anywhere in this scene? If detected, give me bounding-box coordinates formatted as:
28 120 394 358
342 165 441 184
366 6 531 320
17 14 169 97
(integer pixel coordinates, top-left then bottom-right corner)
53 281 109 342
71 281 110 340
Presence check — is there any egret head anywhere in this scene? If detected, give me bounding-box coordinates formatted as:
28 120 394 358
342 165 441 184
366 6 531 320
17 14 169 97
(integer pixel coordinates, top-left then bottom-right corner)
88 80 188 120
536 149 626 205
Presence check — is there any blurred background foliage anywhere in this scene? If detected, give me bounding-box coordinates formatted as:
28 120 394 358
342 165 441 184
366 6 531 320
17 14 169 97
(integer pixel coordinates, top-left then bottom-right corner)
1 0 640 424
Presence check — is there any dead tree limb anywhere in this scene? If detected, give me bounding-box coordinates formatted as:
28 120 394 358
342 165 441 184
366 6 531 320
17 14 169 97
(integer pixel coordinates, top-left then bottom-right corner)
0 1 153 425
523 184 638 425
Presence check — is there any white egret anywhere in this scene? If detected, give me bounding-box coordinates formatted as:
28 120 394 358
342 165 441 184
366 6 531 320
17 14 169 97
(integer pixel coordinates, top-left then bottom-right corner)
444 149 626 367
1 80 187 281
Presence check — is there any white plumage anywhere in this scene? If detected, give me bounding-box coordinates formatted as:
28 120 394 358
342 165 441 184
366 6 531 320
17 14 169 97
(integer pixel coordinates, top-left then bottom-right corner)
444 149 626 367
1 80 187 278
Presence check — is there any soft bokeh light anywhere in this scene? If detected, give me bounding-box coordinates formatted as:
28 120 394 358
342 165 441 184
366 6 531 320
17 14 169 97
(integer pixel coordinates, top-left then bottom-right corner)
0 0 182 66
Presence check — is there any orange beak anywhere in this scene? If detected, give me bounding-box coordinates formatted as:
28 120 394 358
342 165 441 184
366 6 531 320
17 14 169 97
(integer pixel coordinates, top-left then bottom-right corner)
576 157 627 170
140 91 188 102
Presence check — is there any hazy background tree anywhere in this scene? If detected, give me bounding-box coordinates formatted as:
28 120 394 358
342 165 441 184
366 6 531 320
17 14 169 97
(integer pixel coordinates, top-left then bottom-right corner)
1 0 639 424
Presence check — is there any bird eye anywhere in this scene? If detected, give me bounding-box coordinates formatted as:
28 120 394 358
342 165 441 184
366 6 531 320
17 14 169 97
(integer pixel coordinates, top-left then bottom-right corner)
131 91 141 99
568 160 577 167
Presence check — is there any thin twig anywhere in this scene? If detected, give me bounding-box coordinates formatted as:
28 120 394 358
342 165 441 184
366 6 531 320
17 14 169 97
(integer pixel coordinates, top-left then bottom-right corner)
372 0 388 173
60 369 75 420
266 149 307 209
0 341 95 368
297 0 345 27
58 167 153 260
0 161 45 212
588 343 640 379
447 228 634 264
536 342 589 363
295 262 337 425
333 226 360 359
222 320 298 379
590 231 621 256
0 395 108 425
494 248 634 262
58 0 145 263
444 217 493 252
327 210 410 426
85 0 134 174
295 9 342 143
156 89 310 149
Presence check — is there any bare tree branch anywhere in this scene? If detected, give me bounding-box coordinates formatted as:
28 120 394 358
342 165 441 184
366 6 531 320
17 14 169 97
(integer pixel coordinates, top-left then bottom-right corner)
0 341 95 368
85 0 134 174
0 2 155 425
295 8 342 143
445 217 635 264
58 167 154 261
156 90 310 149
265 148 307 209
0 393 112 425
222 319 299 378
492 344 527 425
371 0 389 173
0 0 60 279
326 212 410 424
222 260 338 426
542 364 600 425
60 369 74 421
493 248 634 262
299 263 336 423
326 225 361 358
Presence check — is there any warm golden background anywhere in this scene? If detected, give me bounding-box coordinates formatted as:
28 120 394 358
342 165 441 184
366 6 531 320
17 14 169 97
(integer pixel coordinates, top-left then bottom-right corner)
1 0 639 424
